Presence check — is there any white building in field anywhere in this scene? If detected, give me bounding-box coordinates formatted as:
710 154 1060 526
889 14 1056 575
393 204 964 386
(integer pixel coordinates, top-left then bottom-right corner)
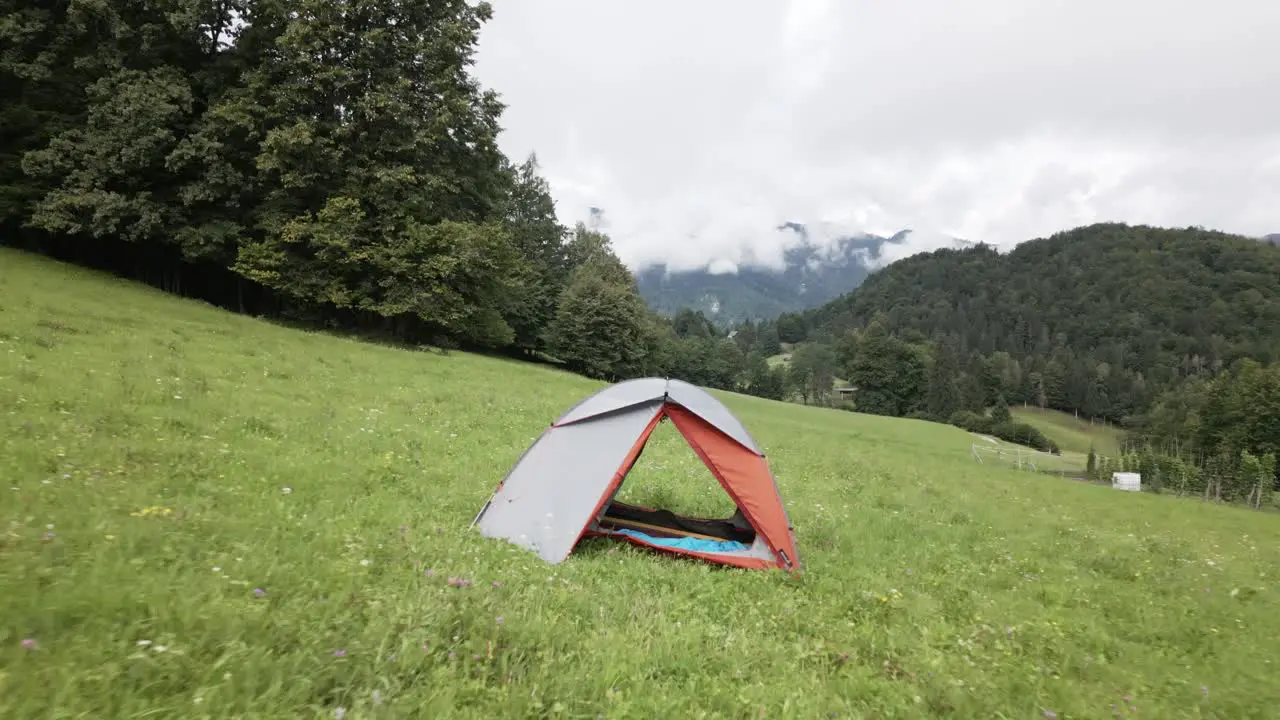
1112 472 1142 492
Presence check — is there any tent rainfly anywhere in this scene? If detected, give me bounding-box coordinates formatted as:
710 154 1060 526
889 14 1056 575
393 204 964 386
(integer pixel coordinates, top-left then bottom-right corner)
471 377 800 571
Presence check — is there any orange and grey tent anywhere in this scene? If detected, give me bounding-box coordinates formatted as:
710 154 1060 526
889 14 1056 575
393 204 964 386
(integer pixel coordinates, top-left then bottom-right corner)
471 378 800 571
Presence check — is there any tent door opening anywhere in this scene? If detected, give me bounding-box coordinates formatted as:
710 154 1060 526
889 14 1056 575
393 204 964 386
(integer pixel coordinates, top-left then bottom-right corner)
598 501 756 544
589 414 759 550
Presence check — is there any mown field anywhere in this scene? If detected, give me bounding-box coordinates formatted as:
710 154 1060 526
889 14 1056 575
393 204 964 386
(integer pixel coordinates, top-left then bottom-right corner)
1012 406 1127 458
3 248 1279 719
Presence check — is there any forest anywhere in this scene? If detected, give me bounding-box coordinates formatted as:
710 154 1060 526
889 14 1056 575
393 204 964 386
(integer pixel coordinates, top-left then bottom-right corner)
733 224 1280 504
0 0 742 382
3 3 1276 504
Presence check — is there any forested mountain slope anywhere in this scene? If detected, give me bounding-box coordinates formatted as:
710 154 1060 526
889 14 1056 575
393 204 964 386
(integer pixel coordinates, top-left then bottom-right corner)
801 223 1280 423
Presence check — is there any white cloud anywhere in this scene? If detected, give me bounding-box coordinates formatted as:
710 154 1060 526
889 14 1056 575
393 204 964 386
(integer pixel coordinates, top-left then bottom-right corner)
475 0 1280 272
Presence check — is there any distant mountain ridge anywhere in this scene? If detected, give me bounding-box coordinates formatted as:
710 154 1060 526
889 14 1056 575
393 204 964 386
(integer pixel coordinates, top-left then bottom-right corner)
635 224 972 324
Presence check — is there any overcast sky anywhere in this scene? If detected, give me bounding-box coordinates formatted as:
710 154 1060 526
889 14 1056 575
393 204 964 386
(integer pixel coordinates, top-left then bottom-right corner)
473 0 1280 272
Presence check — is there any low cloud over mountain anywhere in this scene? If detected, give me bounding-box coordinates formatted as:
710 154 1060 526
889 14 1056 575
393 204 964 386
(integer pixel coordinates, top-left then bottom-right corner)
635 223 974 323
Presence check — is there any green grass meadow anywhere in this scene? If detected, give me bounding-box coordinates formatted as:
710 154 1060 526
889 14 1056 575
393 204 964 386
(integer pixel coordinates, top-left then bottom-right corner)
3 248 1279 718
1012 406 1127 458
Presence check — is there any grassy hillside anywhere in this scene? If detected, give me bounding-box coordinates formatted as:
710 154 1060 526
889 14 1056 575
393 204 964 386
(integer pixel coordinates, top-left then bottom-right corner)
3 248 1280 718
1012 406 1126 457
966 433 1090 476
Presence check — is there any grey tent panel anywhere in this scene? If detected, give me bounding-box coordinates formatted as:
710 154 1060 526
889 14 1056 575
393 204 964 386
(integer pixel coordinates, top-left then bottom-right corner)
666 379 762 455
476 400 664 563
556 378 762 456
555 377 667 425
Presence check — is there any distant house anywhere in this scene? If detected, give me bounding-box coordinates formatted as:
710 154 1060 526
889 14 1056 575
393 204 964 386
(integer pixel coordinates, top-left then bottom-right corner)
834 386 857 400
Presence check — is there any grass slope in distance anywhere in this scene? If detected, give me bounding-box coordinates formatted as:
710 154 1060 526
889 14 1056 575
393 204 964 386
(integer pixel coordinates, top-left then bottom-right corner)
1011 406 1126 458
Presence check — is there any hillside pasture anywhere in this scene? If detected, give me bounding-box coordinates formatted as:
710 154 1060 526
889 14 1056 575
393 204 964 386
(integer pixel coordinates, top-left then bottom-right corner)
765 351 792 368
968 434 1089 475
3 249 1280 718
1011 406 1127 458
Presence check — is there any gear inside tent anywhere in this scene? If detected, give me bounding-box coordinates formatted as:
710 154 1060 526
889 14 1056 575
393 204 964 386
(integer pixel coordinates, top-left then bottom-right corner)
471 378 801 571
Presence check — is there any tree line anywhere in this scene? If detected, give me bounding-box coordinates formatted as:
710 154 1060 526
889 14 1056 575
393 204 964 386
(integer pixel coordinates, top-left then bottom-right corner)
3 1 546 349
0 0 816 392
740 223 1280 504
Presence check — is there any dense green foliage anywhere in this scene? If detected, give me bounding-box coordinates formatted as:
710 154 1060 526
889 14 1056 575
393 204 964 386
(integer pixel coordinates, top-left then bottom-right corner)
802 223 1280 423
949 410 1057 454
745 223 1280 500
0 0 653 368
1122 360 1280 506
0 0 825 397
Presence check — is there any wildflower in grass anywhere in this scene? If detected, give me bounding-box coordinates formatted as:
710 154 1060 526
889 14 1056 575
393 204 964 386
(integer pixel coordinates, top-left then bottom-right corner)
491 581 502 588
373 690 383 705
1042 711 1057 719
334 708 346 719
424 569 435 577
21 638 37 650
447 577 472 587
496 616 504 625
333 649 347 657
253 587 266 598
281 487 292 495
130 506 175 518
